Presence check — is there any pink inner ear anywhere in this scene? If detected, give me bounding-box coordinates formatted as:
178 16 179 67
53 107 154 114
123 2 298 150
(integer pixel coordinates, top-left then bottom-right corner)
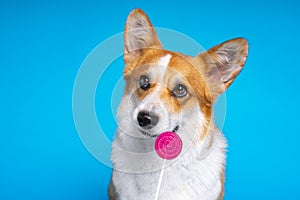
205 38 248 89
124 9 162 65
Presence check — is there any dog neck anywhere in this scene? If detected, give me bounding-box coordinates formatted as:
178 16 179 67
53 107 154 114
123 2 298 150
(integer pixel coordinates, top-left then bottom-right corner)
111 124 226 199
111 121 226 170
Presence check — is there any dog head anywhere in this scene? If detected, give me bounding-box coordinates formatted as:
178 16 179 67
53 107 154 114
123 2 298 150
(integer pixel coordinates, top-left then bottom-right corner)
118 9 248 147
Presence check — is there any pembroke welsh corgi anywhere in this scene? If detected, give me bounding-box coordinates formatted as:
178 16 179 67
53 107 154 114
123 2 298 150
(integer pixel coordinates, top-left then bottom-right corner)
109 9 248 200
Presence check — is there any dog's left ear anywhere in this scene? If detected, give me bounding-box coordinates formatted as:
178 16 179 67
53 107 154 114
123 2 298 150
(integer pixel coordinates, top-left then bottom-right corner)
199 38 248 96
124 9 162 65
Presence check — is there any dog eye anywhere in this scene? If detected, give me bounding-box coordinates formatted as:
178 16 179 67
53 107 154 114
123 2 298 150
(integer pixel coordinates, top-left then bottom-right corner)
172 84 187 98
139 75 150 90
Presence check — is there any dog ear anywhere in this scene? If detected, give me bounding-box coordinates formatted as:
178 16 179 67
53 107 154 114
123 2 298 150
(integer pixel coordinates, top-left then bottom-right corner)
124 9 162 64
199 38 248 96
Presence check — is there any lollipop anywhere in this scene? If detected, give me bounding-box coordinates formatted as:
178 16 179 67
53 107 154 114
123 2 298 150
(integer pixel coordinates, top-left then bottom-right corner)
154 131 182 160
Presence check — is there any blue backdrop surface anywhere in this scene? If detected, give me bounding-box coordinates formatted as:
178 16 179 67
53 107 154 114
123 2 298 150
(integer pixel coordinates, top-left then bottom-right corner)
1 0 300 199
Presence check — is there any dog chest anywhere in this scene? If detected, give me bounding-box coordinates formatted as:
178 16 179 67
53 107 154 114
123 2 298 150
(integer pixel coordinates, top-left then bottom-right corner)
112 159 222 200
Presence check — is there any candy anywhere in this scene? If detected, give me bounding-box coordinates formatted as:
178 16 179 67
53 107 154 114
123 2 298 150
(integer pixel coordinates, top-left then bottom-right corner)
154 131 182 160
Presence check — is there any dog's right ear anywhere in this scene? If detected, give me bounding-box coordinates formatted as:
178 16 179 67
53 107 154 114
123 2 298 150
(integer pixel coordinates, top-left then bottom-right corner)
124 9 162 65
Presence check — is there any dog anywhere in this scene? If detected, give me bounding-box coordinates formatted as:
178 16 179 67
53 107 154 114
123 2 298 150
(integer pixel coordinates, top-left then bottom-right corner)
109 9 248 200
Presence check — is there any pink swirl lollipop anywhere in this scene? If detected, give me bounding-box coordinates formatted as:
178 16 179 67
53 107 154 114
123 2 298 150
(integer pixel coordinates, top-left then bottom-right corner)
154 131 182 160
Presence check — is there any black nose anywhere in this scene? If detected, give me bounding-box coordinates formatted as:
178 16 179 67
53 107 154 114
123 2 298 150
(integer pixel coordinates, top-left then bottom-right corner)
137 111 159 128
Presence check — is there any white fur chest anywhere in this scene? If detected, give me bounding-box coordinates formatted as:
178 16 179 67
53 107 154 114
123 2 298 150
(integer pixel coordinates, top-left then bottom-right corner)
111 129 226 200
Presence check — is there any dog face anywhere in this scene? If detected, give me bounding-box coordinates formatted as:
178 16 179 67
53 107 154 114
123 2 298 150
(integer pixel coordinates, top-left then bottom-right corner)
117 9 248 147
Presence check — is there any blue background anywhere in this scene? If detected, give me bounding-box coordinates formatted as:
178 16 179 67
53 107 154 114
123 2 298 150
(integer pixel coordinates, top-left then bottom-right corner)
1 0 300 199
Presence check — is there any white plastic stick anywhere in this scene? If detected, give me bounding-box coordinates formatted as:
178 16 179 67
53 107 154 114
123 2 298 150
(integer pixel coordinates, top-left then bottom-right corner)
154 159 166 200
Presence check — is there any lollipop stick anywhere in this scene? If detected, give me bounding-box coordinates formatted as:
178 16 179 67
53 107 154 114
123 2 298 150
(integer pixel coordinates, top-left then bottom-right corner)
154 159 166 200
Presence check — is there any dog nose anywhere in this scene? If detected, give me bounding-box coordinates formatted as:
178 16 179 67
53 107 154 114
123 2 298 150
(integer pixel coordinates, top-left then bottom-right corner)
137 111 159 128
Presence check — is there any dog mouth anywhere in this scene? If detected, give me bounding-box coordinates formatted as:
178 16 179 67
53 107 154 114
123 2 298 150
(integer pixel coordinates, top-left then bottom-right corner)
139 129 158 138
139 125 179 138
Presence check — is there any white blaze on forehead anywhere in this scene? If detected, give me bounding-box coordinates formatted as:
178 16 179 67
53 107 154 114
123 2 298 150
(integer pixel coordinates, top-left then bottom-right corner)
133 54 172 122
157 54 171 81
140 54 171 108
